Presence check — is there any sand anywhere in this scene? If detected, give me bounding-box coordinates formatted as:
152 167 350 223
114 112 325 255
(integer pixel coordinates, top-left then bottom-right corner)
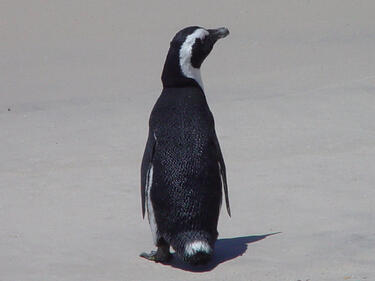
1 1 375 280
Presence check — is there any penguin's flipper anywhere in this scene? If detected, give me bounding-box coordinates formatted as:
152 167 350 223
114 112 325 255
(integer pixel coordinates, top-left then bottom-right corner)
141 131 156 218
214 135 231 217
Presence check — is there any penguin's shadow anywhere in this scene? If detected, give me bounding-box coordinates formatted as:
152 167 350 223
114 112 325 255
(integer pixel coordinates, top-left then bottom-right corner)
165 232 281 272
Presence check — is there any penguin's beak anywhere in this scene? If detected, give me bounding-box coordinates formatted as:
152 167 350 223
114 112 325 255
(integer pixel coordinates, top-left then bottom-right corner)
208 27 230 42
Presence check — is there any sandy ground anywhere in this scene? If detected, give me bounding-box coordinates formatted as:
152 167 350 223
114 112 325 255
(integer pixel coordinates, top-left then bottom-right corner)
1 1 375 280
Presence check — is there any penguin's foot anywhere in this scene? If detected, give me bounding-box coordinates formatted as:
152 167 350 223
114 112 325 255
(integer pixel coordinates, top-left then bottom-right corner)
140 245 172 263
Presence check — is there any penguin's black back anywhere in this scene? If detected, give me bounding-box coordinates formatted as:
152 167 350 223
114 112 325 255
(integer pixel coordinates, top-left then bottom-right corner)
149 86 222 243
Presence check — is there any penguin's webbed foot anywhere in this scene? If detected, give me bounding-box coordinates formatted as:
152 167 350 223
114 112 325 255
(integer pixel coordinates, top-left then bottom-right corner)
140 245 172 263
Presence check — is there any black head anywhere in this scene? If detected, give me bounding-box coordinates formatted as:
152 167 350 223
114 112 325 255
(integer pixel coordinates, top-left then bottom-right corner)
161 26 229 91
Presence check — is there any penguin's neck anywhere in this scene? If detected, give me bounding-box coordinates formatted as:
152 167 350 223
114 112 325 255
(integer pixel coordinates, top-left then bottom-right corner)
161 47 204 92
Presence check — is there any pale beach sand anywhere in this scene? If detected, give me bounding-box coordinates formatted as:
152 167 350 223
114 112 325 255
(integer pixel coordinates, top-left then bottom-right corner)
1 1 375 280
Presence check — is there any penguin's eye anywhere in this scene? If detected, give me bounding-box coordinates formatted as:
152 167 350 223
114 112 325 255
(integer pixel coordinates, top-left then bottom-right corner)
195 38 203 47
194 38 210 53
191 37 213 69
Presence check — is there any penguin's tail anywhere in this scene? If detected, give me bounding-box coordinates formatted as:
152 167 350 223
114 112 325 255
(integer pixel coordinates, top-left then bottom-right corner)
171 231 215 265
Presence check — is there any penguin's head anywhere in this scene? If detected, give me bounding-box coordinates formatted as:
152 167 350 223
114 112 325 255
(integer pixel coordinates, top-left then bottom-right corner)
161 26 229 91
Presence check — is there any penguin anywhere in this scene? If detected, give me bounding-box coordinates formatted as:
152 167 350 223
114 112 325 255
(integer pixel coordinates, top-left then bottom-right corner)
140 26 231 265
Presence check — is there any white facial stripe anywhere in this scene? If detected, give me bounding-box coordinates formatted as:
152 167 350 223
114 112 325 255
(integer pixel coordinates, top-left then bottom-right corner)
179 28 209 90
